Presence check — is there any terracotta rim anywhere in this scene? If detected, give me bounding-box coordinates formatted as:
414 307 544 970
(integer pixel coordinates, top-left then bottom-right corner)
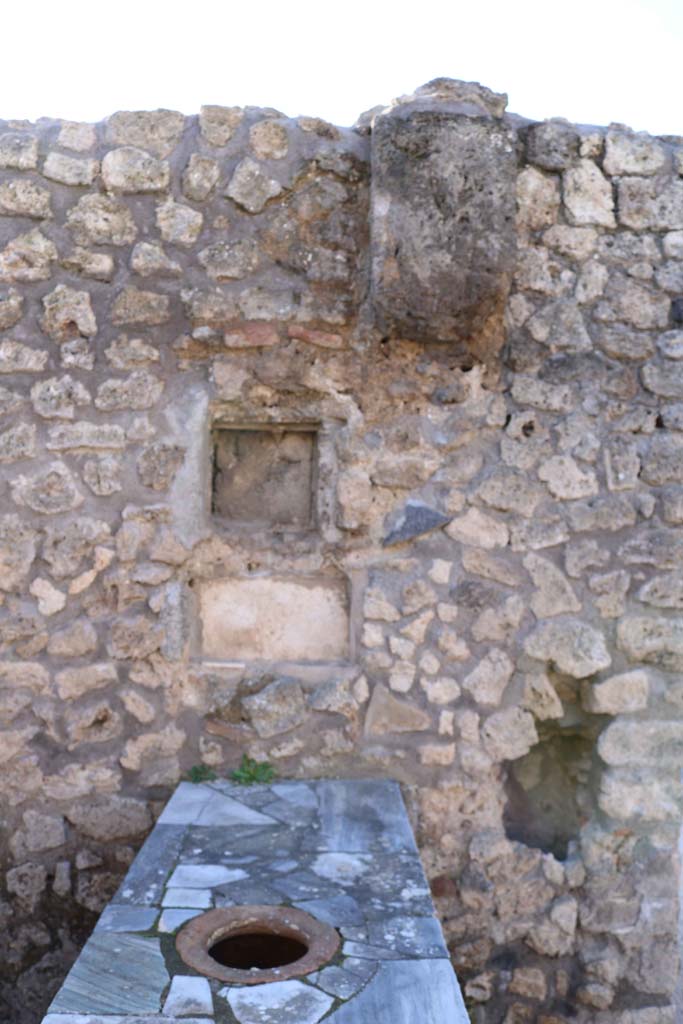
175 905 340 984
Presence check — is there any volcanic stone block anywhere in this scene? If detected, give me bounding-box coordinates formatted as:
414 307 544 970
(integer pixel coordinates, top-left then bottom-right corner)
370 81 517 360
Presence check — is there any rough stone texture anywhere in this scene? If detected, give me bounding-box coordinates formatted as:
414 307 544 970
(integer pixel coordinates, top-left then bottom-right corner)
0 80 680 1024
371 81 516 360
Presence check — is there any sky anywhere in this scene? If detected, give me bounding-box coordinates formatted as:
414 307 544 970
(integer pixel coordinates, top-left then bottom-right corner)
3 0 683 136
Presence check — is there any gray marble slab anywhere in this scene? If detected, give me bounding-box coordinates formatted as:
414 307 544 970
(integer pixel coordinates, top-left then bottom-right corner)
95 906 158 933
44 1018 213 1024
113 825 185 906
323 959 470 1023
311 780 419 853
48 934 169 1015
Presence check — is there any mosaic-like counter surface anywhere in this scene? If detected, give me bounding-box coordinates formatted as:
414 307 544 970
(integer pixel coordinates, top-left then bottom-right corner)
42 778 469 1024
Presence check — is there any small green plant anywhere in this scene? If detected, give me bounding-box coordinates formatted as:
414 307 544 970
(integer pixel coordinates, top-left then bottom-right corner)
230 754 276 785
184 764 217 784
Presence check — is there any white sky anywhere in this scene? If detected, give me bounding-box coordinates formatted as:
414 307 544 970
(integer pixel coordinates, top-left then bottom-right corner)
4 0 683 136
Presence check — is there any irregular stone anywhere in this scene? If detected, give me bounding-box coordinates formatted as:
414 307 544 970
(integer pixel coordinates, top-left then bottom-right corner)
0 287 22 329
640 434 683 485
603 128 666 176
198 239 259 279
524 618 611 677
242 678 308 738
29 577 66 616
227 979 332 1024
56 663 118 700
40 285 97 342
43 152 98 186
527 298 592 352
567 495 636 533
599 767 682 822
618 177 683 231
617 614 683 670
64 698 122 748
58 121 96 151
46 422 126 451
619 527 683 568
0 132 38 169
120 723 185 771
30 375 90 419
383 501 450 547
538 455 598 500
0 422 35 462
120 688 156 723
598 718 683 766
111 286 170 325
481 707 538 761
637 572 683 609
589 569 631 619
522 672 563 720
642 360 683 399
582 669 649 714
563 160 615 227
11 462 83 514
0 384 23 417
526 120 579 170
106 109 185 156
594 273 669 330
42 517 110 578
420 676 461 704
130 241 181 277
364 683 430 735
462 649 514 706
6 863 47 911
510 375 575 412
156 197 203 246
14 810 66 855
658 330 683 360
136 442 185 490
95 370 164 410
524 552 581 617
0 661 49 693
516 167 560 230
199 104 244 146
371 91 516 353
0 228 58 282
107 616 163 660
445 507 508 549
182 153 220 201
47 618 97 657
102 147 169 192
0 179 51 218
226 157 284 213
67 193 138 246
250 119 289 159
0 339 47 373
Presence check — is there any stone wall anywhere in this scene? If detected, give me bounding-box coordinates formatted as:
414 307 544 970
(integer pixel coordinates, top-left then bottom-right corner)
0 79 681 1023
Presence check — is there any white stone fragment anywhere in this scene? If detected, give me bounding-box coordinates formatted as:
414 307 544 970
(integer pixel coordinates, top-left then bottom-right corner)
227 979 333 1024
163 975 213 1017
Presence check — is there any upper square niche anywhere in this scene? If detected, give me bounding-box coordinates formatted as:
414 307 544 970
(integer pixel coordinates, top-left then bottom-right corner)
211 424 317 529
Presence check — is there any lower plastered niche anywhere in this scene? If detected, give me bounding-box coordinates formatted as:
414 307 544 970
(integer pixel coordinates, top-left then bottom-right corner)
503 718 598 861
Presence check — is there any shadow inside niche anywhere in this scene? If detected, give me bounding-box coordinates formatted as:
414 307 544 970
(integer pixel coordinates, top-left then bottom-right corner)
503 721 597 861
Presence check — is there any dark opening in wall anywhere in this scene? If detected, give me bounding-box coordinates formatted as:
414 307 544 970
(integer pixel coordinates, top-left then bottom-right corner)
503 721 595 861
211 424 317 528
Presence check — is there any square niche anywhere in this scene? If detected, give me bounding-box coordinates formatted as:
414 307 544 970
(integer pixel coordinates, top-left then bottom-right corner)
211 424 317 528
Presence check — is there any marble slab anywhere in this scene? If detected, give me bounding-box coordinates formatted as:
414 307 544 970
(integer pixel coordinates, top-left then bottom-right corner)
44 778 467 1024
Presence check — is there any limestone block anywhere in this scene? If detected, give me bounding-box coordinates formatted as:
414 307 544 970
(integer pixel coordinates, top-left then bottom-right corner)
481 707 538 761
106 109 185 156
637 573 683 609
47 619 97 657
156 198 203 246
640 434 683 485
40 285 97 341
102 147 169 192
462 649 513 707
563 160 615 227
524 553 580 618
250 119 289 159
516 167 560 230
67 193 137 246
111 287 170 325
226 158 284 213
242 678 308 738
11 462 84 515
445 507 509 549
0 179 51 218
524 618 611 677
599 768 682 822
617 614 683 670
538 455 598 500
371 84 516 357
0 132 38 169
199 576 349 661
198 239 260 280
95 370 164 410
598 719 683 766
364 683 430 735
603 129 667 177
56 663 118 700
0 228 56 284
30 375 90 419
618 177 683 230
65 794 152 840
0 422 35 462
43 152 98 186
582 669 650 714
199 104 244 146
182 153 220 201
522 672 563 720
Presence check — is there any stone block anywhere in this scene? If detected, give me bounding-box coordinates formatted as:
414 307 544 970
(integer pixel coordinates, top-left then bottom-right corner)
199 576 349 661
370 81 516 358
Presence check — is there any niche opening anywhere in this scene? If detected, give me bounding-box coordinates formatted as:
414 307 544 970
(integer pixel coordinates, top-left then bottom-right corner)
503 720 596 861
